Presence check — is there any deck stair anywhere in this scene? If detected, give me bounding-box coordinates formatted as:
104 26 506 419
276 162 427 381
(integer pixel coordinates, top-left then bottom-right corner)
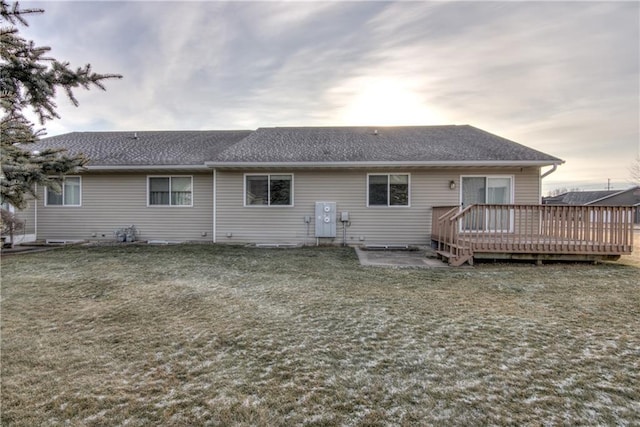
435 242 474 267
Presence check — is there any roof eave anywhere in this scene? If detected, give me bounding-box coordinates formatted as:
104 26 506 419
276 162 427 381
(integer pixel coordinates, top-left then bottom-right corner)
205 160 564 169
86 165 210 172
84 159 565 171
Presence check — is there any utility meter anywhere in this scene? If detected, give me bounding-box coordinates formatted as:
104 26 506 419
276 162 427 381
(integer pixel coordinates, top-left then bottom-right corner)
315 202 336 237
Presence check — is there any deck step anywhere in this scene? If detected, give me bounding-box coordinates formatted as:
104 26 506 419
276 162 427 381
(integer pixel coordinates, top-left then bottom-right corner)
436 250 452 260
436 250 474 266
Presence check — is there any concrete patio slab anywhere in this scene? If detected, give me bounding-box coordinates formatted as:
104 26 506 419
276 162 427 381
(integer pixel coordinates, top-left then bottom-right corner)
355 247 449 268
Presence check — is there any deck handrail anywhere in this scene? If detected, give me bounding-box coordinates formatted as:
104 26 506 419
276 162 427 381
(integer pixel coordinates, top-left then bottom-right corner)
449 204 474 221
431 205 471 265
437 205 460 222
432 204 635 265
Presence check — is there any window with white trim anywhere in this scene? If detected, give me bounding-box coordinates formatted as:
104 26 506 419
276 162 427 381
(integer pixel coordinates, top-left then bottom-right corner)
245 174 293 206
45 176 81 206
461 176 513 205
148 176 193 206
461 175 514 231
367 174 409 207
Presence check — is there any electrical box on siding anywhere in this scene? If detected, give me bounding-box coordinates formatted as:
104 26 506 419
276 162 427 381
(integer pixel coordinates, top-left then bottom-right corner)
315 202 337 238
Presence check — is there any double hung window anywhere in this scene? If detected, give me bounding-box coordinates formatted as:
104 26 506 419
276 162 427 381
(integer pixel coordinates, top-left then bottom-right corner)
46 176 81 206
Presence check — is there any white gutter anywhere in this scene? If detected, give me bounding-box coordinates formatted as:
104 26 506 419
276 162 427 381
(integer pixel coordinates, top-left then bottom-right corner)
540 163 560 179
87 165 209 171
205 160 563 169
539 162 563 203
84 160 564 171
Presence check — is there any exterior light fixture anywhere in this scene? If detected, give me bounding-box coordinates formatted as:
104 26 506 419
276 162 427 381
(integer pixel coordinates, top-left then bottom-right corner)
449 180 456 190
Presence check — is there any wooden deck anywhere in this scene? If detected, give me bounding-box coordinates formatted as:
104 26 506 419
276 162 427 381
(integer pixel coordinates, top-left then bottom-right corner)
432 204 635 266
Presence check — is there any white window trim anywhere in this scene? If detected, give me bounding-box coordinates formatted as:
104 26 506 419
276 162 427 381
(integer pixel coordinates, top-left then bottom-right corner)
1 200 14 213
366 173 411 208
147 175 194 207
459 175 515 205
459 174 515 233
44 176 82 207
243 173 294 207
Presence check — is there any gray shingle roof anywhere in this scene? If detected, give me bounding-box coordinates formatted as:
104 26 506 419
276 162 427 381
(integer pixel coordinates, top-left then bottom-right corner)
213 125 562 165
543 190 619 205
30 130 252 166
31 125 562 168
544 186 640 206
589 186 640 206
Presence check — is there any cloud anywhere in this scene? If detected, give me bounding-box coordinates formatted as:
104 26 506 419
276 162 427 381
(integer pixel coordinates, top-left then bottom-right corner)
15 1 640 192
331 1 639 191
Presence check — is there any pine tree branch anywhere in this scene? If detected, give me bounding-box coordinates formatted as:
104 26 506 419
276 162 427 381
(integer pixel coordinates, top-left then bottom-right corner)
1 1 44 26
1 1 122 209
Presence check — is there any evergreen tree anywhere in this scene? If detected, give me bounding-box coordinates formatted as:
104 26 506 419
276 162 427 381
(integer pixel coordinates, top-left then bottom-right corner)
0 1 121 209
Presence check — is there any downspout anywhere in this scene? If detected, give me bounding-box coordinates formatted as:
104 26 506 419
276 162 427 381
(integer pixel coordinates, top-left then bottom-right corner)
34 184 38 241
540 163 559 203
541 163 558 179
212 169 216 243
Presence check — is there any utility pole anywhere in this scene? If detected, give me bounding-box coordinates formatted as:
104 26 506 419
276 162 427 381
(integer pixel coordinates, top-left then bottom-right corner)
607 178 611 190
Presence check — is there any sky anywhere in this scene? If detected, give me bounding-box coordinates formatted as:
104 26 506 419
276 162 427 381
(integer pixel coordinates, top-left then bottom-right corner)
17 0 640 194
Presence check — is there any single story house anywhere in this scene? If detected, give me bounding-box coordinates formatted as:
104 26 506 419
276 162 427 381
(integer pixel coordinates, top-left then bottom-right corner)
10 125 566 248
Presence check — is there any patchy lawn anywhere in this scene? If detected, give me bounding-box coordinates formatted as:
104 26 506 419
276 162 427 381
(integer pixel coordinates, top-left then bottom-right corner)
1 244 639 426
617 229 640 268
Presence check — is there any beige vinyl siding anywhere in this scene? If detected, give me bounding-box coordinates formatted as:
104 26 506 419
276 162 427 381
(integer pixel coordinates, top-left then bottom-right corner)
513 167 542 204
26 167 541 245
10 196 36 235
215 167 542 246
34 172 213 242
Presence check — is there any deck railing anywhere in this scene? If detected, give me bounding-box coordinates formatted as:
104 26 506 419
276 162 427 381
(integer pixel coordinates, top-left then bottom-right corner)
432 204 635 265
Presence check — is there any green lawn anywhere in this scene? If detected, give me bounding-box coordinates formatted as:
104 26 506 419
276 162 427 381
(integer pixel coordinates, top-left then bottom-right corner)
1 244 639 426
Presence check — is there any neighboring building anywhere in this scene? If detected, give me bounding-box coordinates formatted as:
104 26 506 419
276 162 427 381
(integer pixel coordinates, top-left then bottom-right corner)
542 190 620 206
11 125 564 246
543 186 640 224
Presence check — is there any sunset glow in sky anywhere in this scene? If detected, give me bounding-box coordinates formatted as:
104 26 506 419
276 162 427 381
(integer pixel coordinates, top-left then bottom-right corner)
19 1 640 194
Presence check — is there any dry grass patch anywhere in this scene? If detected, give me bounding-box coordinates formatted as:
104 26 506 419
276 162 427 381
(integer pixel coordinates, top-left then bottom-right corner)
616 229 640 268
2 244 639 426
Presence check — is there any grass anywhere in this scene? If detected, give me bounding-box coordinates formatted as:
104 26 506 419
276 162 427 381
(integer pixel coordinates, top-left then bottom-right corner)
1 243 639 426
